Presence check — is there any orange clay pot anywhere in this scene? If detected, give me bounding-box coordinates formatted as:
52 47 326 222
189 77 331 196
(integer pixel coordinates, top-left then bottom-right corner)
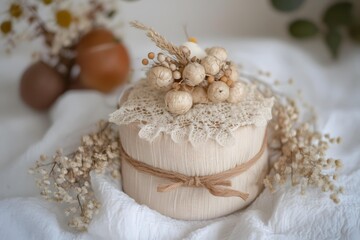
76 29 131 93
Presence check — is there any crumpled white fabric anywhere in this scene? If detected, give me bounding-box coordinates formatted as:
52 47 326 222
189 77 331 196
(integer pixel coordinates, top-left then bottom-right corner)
0 40 360 240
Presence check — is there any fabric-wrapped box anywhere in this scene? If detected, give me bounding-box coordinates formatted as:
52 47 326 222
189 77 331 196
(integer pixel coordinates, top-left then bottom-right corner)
110 79 273 220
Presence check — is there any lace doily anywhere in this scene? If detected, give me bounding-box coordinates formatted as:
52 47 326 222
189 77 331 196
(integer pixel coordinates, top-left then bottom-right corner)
109 79 273 146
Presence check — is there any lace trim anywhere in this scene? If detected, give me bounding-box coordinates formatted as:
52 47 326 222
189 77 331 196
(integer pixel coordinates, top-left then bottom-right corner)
109 79 273 146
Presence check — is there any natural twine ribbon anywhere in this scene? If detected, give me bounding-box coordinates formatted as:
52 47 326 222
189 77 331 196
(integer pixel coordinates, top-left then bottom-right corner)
120 131 267 201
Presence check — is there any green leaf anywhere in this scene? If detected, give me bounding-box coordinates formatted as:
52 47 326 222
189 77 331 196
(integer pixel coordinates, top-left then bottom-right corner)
325 28 342 59
323 1 353 27
349 24 360 43
271 0 304 12
288 19 319 39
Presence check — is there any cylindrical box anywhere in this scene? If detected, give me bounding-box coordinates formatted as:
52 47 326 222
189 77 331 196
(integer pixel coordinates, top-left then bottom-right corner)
119 122 268 220
111 81 273 220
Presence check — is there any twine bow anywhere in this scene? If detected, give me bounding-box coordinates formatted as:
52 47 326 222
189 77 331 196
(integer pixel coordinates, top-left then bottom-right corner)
157 176 250 200
120 131 267 201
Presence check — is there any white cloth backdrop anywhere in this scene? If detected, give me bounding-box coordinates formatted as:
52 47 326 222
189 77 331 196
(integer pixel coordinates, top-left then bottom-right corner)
0 39 360 240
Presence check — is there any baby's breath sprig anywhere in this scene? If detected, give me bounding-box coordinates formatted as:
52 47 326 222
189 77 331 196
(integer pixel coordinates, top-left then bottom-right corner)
247 74 344 203
29 120 121 231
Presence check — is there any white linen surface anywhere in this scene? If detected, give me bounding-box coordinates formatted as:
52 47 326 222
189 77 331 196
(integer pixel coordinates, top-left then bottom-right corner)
0 39 359 240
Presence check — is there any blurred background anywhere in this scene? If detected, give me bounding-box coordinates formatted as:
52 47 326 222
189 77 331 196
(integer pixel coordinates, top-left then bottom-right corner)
121 0 360 64
121 0 356 38
0 2 359 239
1 0 359 78
0 0 359 160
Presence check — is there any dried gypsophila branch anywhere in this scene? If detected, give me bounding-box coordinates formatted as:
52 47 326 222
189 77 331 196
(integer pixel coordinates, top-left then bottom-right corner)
130 21 188 65
29 120 121 231
242 72 344 203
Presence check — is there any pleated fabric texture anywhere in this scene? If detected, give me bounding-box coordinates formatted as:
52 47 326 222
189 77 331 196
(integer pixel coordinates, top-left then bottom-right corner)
119 123 268 220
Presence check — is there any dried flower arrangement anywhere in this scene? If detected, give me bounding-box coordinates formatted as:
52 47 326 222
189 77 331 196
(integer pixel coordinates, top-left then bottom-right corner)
29 21 344 232
131 21 245 115
29 121 121 231
1 0 131 111
246 76 344 203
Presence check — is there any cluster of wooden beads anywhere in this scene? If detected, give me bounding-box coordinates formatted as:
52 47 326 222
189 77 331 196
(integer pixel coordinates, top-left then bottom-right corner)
142 46 247 115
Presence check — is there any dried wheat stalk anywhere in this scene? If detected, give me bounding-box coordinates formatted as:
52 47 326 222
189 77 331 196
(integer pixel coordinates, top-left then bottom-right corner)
130 21 188 65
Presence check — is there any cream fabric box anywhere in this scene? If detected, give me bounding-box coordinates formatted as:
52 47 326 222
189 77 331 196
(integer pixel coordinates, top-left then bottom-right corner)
110 79 273 220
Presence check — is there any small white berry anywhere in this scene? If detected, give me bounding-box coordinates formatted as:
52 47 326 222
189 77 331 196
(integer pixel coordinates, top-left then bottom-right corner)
173 71 181 80
157 53 165 62
170 63 177 71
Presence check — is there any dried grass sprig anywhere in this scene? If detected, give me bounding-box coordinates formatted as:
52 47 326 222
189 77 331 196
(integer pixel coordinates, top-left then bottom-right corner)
130 21 188 65
243 72 344 203
29 120 121 231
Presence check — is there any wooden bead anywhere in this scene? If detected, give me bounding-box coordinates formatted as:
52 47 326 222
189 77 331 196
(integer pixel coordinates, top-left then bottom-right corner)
201 56 221 75
148 52 155 59
147 66 174 91
207 75 215 83
182 62 206 86
142 58 149 65
165 90 193 115
220 76 228 82
207 81 229 103
226 79 234 87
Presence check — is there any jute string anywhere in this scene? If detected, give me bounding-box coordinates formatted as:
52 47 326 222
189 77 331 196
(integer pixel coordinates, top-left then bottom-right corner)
120 131 267 201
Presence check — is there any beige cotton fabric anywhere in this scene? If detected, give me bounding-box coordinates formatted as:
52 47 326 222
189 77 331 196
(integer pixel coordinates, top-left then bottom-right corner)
119 123 268 220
